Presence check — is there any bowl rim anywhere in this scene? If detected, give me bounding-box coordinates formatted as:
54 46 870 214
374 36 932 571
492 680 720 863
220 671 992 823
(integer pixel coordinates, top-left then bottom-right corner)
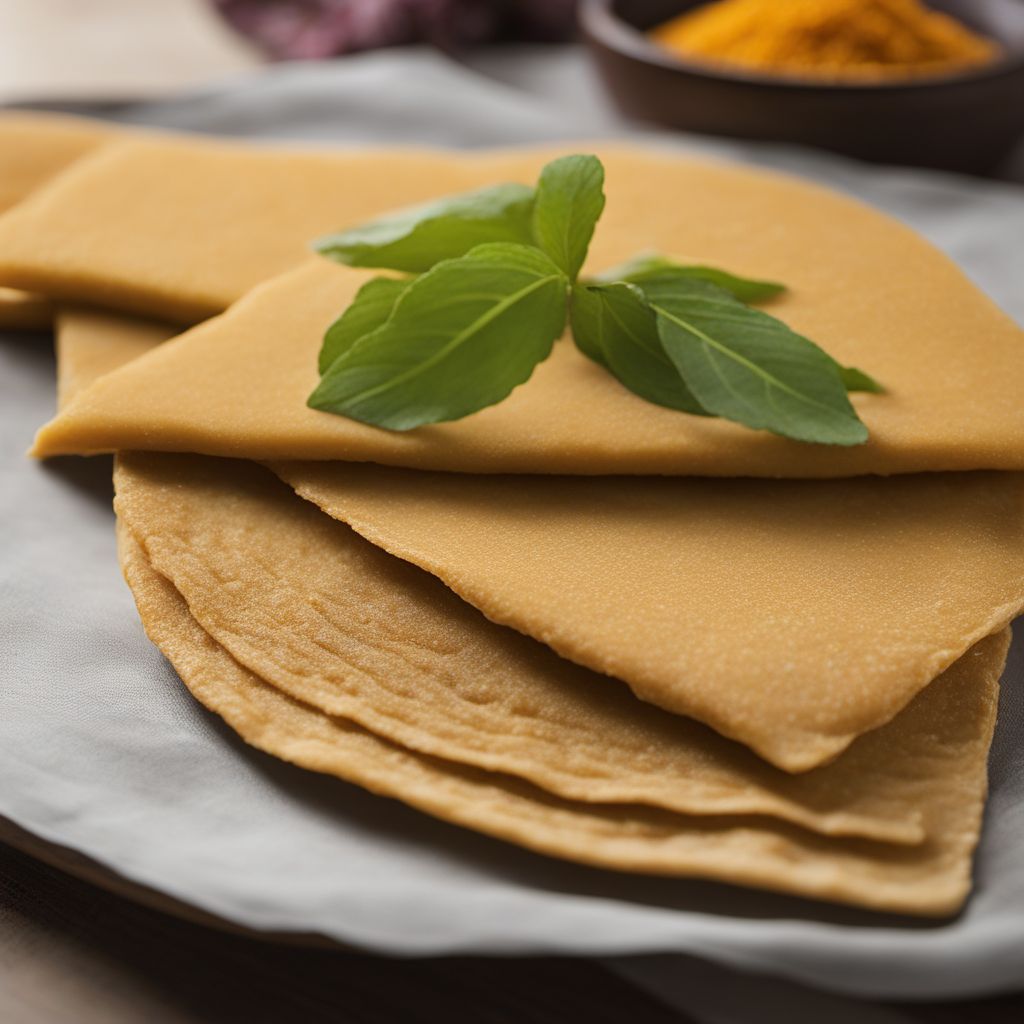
580 0 1024 93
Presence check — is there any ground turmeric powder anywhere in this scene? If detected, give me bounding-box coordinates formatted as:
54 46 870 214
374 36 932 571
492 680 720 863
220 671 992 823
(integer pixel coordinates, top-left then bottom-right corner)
652 0 1000 80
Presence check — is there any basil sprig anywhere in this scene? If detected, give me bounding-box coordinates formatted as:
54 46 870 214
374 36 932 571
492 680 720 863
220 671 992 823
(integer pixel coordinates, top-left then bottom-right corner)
311 154 881 445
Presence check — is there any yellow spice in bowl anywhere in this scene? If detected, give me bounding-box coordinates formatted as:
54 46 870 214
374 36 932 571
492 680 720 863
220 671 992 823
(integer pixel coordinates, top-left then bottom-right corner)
652 0 1000 80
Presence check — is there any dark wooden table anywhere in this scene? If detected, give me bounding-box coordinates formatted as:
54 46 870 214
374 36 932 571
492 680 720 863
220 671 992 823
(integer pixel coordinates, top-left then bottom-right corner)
2 820 1022 1023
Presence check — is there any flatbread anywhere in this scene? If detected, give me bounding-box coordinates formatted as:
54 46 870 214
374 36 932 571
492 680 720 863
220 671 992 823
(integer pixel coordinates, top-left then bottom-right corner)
51 313 1024 771
117 518 1006 915
0 113 115 329
277 461 1024 771
115 450 995 840
16 138 1024 477
56 308 175 410
0 137 492 324
0 112 113 213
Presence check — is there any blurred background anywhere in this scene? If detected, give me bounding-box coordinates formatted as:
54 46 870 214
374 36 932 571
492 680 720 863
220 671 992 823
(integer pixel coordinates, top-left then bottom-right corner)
3 0 1022 178
0 0 575 101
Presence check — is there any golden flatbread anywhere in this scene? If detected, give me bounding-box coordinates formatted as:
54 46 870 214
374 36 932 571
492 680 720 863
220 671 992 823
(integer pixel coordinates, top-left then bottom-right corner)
0 113 115 329
277 461 1024 771
0 112 114 213
56 308 175 410
118 518 1006 915
0 137 490 323
115 450 995 837
47 312 1024 770
15 139 1024 476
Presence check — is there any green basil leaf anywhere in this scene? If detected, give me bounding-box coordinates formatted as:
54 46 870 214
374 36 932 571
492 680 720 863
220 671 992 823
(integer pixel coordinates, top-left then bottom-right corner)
570 283 706 415
318 275 410 374
314 183 535 273
531 154 605 282
309 243 568 430
566 284 609 369
642 278 869 446
596 253 785 304
839 365 885 394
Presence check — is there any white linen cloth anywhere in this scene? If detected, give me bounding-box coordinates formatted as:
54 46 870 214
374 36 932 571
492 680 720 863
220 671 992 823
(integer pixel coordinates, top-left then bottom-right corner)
2 48 1023 1002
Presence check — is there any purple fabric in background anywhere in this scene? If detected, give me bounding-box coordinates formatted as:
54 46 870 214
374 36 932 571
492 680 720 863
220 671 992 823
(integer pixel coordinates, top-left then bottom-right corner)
212 0 579 58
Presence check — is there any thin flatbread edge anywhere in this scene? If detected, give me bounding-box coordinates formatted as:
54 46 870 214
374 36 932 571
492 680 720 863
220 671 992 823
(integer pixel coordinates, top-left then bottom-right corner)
117 520 1006 916
113 451 998 846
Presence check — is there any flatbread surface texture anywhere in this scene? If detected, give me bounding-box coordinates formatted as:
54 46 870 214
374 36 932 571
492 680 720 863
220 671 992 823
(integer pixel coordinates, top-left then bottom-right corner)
0 112 114 212
117 511 1007 916
0 113 115 329
56 308 175 410
276 461 1024 771
44 313 1024 769
0 137 492 323
17 139 1024 477
113 451 1006 830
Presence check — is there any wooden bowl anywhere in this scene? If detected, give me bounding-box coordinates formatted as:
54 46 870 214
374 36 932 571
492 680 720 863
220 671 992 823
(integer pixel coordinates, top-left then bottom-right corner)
580 0 1024 174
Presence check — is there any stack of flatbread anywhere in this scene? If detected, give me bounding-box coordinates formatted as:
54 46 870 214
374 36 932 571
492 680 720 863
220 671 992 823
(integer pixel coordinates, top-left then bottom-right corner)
4 112 1023 917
